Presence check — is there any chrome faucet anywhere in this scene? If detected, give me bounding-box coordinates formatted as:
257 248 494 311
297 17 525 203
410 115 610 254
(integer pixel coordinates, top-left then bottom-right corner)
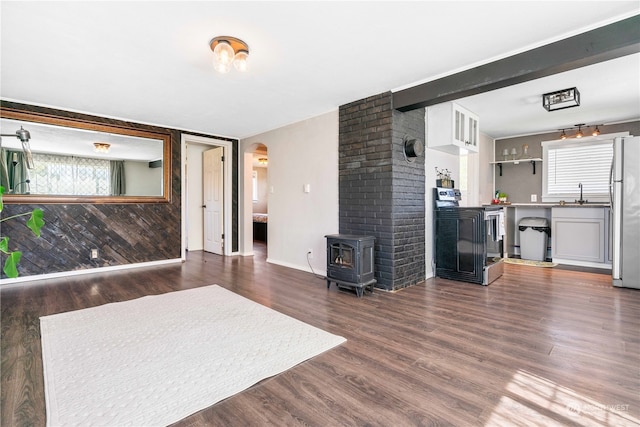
576 183 587 205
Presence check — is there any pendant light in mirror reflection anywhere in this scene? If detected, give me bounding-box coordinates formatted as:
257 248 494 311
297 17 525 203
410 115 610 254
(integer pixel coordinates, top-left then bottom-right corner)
210 36 249 73
93 142 110 154
1 125 34 169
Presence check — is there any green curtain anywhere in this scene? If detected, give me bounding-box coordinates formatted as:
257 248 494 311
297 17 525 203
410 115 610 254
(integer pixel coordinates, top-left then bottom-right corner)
2 149 30 194
0 149 10 191
110 160 126 196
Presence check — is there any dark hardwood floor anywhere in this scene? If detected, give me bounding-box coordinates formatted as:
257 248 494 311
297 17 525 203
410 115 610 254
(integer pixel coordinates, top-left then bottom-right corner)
2 243 639 426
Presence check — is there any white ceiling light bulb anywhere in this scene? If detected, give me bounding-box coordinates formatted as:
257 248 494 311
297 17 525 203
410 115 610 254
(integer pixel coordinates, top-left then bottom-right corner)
233 49 249 72
214 61 231 74
213 40 235 73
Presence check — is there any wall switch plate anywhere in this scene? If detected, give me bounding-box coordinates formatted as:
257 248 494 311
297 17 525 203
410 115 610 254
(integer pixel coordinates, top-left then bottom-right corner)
91 248 98 259
531 194 537 202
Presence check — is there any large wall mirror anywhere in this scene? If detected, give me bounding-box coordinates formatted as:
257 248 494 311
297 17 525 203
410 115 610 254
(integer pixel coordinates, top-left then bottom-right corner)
0 108 171 204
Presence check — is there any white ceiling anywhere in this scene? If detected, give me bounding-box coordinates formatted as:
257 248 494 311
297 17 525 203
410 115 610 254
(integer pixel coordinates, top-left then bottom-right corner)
1 1 639 141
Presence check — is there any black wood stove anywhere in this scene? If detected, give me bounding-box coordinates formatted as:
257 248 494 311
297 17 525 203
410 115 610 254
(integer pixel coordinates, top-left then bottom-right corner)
325 234 376 297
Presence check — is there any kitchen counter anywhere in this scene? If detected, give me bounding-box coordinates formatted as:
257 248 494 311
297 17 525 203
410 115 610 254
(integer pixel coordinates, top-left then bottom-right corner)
483 203 611 261
483 203 610 208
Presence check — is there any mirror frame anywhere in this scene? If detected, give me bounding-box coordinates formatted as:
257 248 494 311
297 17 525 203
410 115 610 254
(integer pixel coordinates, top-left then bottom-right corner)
0 107 172 204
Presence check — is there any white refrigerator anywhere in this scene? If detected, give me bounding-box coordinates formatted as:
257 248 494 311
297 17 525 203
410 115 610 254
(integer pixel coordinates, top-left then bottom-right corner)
611 136 640 289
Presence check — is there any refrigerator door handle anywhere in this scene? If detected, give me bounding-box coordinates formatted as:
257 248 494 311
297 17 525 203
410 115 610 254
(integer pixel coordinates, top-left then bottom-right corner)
609 160 614 207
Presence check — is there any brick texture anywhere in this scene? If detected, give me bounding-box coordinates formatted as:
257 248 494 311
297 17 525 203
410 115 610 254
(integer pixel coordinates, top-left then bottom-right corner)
338 92 425 291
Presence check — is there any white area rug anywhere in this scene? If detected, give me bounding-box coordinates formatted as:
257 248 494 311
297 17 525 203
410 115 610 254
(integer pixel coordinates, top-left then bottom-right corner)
40 285 346 426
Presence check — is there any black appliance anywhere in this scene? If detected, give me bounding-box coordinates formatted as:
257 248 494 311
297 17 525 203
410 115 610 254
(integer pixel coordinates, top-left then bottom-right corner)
325 234 376 297
434 188 504 285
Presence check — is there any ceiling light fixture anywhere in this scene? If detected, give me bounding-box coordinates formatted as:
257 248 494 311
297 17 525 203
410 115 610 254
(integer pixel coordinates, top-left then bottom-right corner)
557 124 604 140
209 36 249 74
258 157 268 165
542 87 580 111
94 142 110 153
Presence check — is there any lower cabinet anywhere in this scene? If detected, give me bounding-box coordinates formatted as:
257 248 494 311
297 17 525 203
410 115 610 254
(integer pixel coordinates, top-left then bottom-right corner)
551 207 607 265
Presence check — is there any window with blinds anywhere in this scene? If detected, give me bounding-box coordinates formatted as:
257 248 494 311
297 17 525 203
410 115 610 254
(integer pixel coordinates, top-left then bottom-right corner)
542 138 613 202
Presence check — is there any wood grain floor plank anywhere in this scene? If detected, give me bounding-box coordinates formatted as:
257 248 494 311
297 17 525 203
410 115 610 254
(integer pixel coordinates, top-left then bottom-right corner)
2 243 639 426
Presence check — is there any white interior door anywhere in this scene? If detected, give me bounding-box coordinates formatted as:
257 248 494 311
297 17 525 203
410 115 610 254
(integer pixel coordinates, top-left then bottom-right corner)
203 147 224 254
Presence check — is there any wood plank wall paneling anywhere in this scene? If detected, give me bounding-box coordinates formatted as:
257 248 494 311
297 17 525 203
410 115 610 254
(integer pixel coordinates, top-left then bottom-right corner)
0 101 239 278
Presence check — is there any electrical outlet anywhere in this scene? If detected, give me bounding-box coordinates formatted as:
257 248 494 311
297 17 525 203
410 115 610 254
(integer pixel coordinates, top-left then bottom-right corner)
91 248 98 259
531 194 538 202
307 248 313 259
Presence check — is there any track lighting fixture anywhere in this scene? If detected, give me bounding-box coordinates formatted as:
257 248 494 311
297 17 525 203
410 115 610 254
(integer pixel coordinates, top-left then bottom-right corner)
556 124 603 140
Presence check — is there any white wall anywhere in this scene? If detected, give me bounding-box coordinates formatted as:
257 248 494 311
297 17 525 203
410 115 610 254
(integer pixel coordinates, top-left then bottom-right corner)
241 110 339 275
478 131 495 205
123 160 162 196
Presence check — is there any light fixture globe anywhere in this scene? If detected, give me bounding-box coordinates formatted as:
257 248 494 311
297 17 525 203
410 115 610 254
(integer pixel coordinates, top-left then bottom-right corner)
233 49 249 72
214 60 231 74
213 40 235 65
210 36 250 73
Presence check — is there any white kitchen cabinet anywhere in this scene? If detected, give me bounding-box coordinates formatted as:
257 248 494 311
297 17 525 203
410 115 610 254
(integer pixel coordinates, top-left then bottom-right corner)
551 207 609 267
427 102 479 154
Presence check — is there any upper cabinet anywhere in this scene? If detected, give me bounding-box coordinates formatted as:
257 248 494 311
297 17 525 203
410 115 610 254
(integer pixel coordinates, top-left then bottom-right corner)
427 102 479 154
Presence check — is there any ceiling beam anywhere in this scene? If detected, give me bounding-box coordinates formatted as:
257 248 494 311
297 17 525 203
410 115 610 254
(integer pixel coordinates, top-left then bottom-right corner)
393 14 640 112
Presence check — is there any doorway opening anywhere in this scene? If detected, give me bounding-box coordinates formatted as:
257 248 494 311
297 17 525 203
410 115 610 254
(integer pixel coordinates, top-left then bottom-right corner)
180 134 233 259
251 144 268 254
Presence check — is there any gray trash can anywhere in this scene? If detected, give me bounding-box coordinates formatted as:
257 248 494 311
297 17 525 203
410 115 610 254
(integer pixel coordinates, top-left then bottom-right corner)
518 217 550 261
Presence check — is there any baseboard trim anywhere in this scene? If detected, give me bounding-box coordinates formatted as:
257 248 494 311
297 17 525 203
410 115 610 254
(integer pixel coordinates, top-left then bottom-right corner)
0 259 183 287
266 258 327 279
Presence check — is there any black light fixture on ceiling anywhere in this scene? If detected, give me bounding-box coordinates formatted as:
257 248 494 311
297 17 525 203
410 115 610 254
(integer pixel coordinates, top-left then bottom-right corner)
209 36 249 74
542 87 580 111
575 124 584 138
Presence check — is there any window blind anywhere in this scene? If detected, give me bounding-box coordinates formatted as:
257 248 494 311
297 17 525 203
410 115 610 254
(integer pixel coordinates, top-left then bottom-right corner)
545 140 612 196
